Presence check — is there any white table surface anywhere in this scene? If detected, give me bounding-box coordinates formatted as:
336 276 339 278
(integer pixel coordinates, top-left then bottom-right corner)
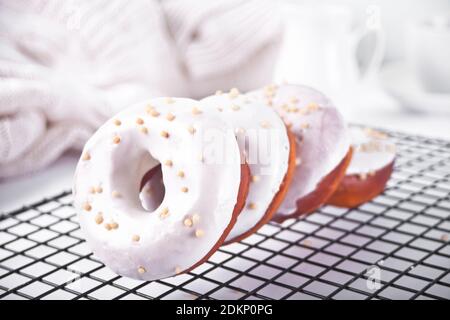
341 86 450 141
0 152 78 214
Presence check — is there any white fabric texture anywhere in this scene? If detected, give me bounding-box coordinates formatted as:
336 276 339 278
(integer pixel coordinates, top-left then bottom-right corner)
0 0 282 179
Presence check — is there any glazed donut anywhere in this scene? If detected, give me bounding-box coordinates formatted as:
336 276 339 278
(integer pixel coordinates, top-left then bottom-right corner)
327 127 396 208
200 90 296 243
73 97 250 281
249 84 352 222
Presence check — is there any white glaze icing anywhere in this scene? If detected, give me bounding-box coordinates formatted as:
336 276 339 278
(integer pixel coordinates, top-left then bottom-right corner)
73 98 242 281
346 127 396 175
200 92 290 241
248 84 350 216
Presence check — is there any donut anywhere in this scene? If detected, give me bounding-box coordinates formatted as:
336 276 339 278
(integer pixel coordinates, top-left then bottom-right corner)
248 84 351 222
327 127 396 208
73 97 250 281
200 90 296 243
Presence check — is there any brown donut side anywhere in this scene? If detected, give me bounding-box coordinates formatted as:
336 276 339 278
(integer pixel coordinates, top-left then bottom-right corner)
139 165 161 190
183 162 250 274
327 160 394 208
273 147 353 223
223 126 297 244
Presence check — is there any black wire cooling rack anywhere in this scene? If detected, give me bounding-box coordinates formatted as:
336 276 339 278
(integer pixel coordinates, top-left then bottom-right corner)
0 129 449 300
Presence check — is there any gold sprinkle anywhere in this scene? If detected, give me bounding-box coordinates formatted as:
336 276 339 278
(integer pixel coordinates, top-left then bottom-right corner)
300 123 310 130
113 136 121 144
95 213 103 225
302 239 313 247
160 207 169 219
215 90 223 95
160 131 169 138
150 109 160 117
177 170 185 178
145 104 154 113
192 107 202 115
82 152 91 161
260 121 271 128
187 125 196 135
136 118 144 125
265 84 278 93
140 126 148 134
138 266 146 274
112 190 121 198
359 173 368 180
132 234 140 242
231 105 240 111
104 223 112 231
114 119 121 126
175 266 183 274
228 88 240 99
83 202 92 212
251 175 260 183
192 214 200 224
290 97 299 104
248 202 257 210
110 222 119 229
307 102 319 111
368 170 376 177
364 128 388 140
264 89 275 98
195 229 205 238
183 217 193 227
264 84 278 92
360 141 383 153
181 187 189 193
295 157 302 166
88 186 96 194
164 159 173 167
299 108 309 115
441 234 449 241
165 97 175 104
166 113 176 121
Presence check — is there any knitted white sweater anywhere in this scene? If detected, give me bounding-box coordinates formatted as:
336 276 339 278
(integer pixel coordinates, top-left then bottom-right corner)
0 0 282 178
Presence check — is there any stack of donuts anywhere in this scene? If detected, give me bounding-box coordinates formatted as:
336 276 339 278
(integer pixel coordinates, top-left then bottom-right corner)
73 84 396 280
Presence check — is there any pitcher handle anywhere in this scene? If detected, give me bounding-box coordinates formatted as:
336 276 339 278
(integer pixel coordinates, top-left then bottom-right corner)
354 22 385 81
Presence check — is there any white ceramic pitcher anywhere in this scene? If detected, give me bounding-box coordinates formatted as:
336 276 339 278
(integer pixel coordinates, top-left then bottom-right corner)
275 4 385 98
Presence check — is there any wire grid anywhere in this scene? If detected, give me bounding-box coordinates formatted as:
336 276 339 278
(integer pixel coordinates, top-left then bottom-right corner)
0 130 449 300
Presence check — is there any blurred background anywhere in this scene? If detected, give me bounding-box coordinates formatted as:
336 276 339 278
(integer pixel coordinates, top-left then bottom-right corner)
1 0 450 210
277 0 450 139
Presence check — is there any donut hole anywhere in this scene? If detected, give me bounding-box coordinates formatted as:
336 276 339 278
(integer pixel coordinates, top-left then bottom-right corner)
139 165 165 212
